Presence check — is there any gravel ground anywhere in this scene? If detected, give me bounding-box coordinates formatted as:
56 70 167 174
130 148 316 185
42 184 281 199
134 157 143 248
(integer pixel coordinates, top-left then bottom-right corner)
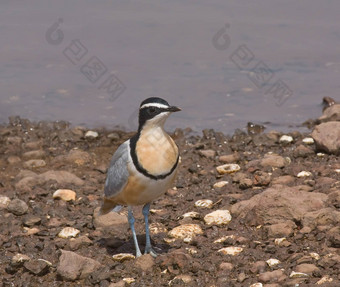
0 110 339 287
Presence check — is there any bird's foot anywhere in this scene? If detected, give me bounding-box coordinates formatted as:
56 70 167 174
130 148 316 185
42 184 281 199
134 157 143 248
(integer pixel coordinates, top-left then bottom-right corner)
145 247 158 258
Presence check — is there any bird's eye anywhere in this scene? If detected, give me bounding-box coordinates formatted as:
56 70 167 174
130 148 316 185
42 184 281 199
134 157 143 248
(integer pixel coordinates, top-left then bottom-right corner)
148 107 157 114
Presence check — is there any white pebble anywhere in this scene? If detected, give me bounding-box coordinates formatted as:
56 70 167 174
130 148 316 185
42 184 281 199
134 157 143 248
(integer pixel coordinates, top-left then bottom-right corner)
216 164 240 174
335 169 340 174
185 247 198 255
218 247 243 256
85 130 99 138
213 181 229 188
204 210 232 225
182 211 200 219
112 253 135 262
302 137 314 144
289 271 309 278
310 252 320 260
149 222 167 234
123 278 136 284
317 152 325 157
195 199 213 208
12 253 31 265
0 196 11 208
58 227 80 238
250 284 263 287
168 224 203 241
53 189 76 201
266 258 280 267
279 135 293 143
316 275 333 285
297 171 312 178
214 235 235 243
274 237 287 246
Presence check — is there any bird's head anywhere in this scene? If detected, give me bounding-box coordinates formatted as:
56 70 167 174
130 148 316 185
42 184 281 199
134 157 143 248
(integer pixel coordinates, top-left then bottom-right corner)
138 97 181 131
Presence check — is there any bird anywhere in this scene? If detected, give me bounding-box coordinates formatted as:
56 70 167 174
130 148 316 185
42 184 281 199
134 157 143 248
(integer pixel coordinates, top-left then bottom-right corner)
99 97 181 257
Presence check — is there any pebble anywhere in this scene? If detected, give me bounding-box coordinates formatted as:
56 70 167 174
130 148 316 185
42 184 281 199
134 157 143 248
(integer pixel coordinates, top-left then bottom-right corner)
266 258 280 267
219 153 240 163
274 237 287 246
302 137 314 144
279 135 293 143
258 270 286 283
22 150 46 160
24 259 50 276
310 252 320 260
11 253 31 267
112 253 135 262
169 275 193 285
214 235 235 243
149 222 167 234
213 181 229 188
218 247 243 256
289 271 309 278
182 211 200 219
216 163 240 174
23 159 46 168
23 215 42 227
85 130 99 138
7 198 29 215
250 284 263 287
316 275 333 285
295 263 319 274
53 189 76 201
261 154 287 168
199 149 216 158
168 224 203 241
195 199 213 208
23 227 40 235
297 171 312 178
58 227 80 238
7 156 21 164
219 262 234 271
204 210 232 225
123 278 135 284
0 196 11 209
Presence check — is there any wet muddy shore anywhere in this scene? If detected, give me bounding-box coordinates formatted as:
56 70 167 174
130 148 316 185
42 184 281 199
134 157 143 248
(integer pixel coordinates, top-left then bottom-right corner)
0 108 339 286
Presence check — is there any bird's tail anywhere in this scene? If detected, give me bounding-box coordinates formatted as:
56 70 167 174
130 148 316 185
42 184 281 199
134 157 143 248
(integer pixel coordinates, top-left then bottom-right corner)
99 198 122 215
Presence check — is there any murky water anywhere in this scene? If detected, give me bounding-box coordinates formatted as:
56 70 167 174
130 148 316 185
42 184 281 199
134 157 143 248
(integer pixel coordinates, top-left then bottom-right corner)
1 0 339 134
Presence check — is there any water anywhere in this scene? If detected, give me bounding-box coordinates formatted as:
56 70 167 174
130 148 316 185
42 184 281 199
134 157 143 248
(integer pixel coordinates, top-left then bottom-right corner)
1 0 339 134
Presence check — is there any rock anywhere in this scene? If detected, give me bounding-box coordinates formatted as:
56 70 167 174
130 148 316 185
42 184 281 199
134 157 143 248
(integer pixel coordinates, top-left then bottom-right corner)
112 253 135 262
57 250 102 281
218 247 243 256
7 136 22 145
312 121 340 155
295 263 319 275
302 208 340 230
157 251 193 274
85 131 99 138
53 149 92 166
194 199 213 208
266 221 296 237
272 175 295 185
23 215 42 227
0 196 11 209
169 274 193 285
258 270 286 283
319 104 340 122
24 259 49 276
149 222 167 234
213 181 229 188
168 224 203 241
297 171 312 178
302 137 314 144
108 281 125 287
123 278 135 284
58 227 80 238
327 190 340 208
7 198 29 215
219 262 234 271
253 171 271 186
231 185 327 225
250 261 267 274
93 207 128 229
69 236 92 251
204 210 232 225
11 253 31 267
39 170 84 186
293 145 314 158
7 156 21 164
135 254 155 271
260 154 286 168
23 159 46 168
239 178 253 189
289 271 308 278
279 135 293 143
182 211 200 219
53 189 76 201
250 283 263 287
266 258 280 267
219 153 240 163
199 149 216 158
316 275 334 285
216 164 240 174
22 150 46 160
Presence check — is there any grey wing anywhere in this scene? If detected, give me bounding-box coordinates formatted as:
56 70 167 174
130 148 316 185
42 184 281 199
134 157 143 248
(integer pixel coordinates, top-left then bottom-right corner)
104 140 130 198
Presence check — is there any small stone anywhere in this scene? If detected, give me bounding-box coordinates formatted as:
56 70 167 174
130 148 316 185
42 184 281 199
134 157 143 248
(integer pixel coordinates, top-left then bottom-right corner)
310 252 320 260
23 159 46 168
7 199 29 215
317 152 325 157
23 227 40 235
295 263 319 275
195 199 213 208
218 247 243 256
214 235 235 243
53 189 76 201
258 270 286 283
112 253 135 262
289 271 309 278
219 153 240 163
312 121 340 155
149 222 167 234
182 211 200 219
199 149 216 158
24 259 49 276
204 210 232 225
11 253 31 267
107 132 120 140
7 156 21 164
22 150 46 160
250 284 263 287
316 275 333 285
213 181 229 188
23 215 42 227
0 196 11 209
261 155 287 168
69 236 92 251
58 227 80 238
274 238 287 246
302 137 314 144
279 135 293 143
85 130 99 138
123 278 135 284
266 258 280 267
169 274 193 285
168 224 203 241
219 262 233 271
297 171 312 178
216 164 240 174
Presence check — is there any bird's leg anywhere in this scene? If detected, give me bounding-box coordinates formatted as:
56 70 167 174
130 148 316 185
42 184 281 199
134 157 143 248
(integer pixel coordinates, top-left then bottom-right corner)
127 206 142 257
142 203 158 257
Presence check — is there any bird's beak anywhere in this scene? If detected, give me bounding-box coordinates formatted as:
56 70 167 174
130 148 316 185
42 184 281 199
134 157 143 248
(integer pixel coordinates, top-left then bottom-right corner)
167 106 181 112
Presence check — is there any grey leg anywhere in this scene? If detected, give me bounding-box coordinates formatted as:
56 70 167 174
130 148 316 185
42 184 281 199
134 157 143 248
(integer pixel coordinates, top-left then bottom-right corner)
128 206 142 257
142 203 157 257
